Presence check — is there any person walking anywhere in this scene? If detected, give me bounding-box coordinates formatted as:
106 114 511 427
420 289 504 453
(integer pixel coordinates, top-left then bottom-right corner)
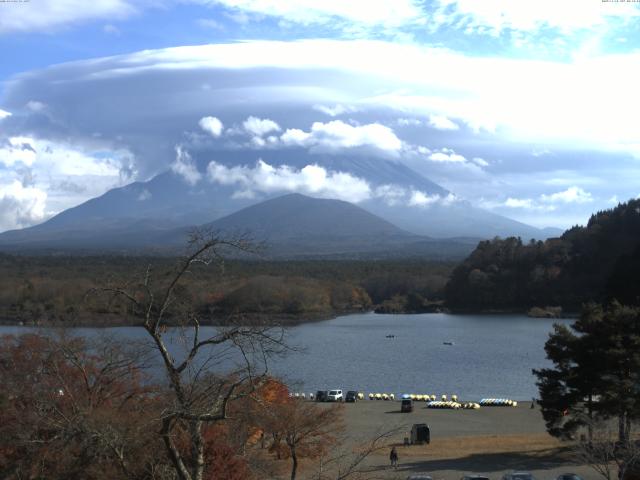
390 446 399 468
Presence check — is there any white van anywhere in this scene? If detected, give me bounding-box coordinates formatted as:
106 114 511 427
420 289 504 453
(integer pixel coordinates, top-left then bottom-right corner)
326 389 343 402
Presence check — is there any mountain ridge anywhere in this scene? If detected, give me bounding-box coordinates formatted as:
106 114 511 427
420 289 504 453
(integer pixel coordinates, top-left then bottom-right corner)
0 155 562 254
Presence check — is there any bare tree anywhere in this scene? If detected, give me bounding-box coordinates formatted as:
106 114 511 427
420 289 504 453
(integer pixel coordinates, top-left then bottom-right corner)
92 230 288 480
314 427 402 480
574 419 640 480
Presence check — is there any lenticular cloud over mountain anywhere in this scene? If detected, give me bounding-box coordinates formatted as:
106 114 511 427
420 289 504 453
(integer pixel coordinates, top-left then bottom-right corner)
1 36 639 234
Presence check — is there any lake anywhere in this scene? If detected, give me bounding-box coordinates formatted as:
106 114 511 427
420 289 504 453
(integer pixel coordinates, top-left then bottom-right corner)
0 312 570 400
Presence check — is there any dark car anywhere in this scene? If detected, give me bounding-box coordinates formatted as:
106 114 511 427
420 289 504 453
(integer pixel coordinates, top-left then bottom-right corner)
556 475 583 480
502 473 536 480
401 398 413 412
345 391 358 402
315 390 328 402
461 475 490 480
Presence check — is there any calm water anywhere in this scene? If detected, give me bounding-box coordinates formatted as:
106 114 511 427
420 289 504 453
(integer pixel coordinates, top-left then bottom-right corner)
0 312 570 400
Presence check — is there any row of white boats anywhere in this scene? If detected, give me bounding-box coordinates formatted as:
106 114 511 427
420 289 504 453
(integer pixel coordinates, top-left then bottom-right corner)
289 392 519 408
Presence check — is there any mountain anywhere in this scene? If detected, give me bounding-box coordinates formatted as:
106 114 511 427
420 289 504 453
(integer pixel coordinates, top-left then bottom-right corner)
205 193 411 241
161 194 480 259
0 154 560 254
0 192 478 259
444 198 640 311
361 198 561 239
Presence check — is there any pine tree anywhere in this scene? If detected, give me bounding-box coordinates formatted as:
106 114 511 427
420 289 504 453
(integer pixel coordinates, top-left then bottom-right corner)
534 301 640 442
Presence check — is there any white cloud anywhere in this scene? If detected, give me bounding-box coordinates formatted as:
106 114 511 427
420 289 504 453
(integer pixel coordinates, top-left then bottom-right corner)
0 180 47 231
608 195 619 205
504 197 534 209
206 158 457 208
206 159 371 203
484 187 593 214
428 114 459 131
242 116 281 137
471 157 489 167
26 101 46 112
374 184 407 206
481 196 555 212
0 137 37 167
0 0 136 34
433 0 640 35
171 146 202 185
532 149 551 157
541 186 593 204
0 109 11 120
9 39 640 157
409 190 458 207
199 116 224 137
428 148 466 163
191 0 424 28
0 135 135 232
2 136 122 176
279 128 311 146
409 190 440 207
397 118 422 126
312 104 357 117
280 120 403 154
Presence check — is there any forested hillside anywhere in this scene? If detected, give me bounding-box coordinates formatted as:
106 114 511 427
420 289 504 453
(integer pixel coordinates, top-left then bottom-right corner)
0 256 452 326
445 199 640 311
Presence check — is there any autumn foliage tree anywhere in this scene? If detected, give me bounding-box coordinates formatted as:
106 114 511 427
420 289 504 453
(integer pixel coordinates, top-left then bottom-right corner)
257 398 344 480
0 333 162 480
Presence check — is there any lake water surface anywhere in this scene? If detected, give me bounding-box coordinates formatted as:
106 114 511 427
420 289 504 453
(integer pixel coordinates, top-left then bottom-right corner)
0 312 570 400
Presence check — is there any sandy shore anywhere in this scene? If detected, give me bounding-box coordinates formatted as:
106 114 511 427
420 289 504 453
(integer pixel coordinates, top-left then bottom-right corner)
309 400 600 480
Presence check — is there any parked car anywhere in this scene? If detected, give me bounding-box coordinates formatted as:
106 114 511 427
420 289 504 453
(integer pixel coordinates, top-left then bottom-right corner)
555 475 583 480
461 475 490 480
345 390 358 402
315 390 328 402
502 473 536 480
401 398 413 412
406 475 432 480
327 389 343 402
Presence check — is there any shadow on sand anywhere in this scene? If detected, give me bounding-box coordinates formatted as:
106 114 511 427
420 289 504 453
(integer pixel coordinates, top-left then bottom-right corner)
363 447 576 475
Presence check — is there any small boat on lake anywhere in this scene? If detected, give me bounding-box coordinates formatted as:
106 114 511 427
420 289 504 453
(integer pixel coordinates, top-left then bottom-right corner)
443 341 454 345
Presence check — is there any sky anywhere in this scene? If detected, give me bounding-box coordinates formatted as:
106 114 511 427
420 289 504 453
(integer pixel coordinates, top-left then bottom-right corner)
1 0 640 233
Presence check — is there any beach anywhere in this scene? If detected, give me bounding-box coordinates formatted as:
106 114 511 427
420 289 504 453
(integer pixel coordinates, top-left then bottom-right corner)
312 400 599 480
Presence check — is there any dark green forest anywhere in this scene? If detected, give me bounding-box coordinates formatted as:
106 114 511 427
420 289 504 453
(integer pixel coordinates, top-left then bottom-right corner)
445 199 640 312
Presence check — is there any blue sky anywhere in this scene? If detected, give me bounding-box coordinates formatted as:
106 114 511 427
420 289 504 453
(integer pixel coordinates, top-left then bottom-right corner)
1 0 640 233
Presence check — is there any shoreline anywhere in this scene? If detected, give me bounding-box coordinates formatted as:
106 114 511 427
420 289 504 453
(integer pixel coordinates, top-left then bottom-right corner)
0 308 574 328
0 309 364 329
